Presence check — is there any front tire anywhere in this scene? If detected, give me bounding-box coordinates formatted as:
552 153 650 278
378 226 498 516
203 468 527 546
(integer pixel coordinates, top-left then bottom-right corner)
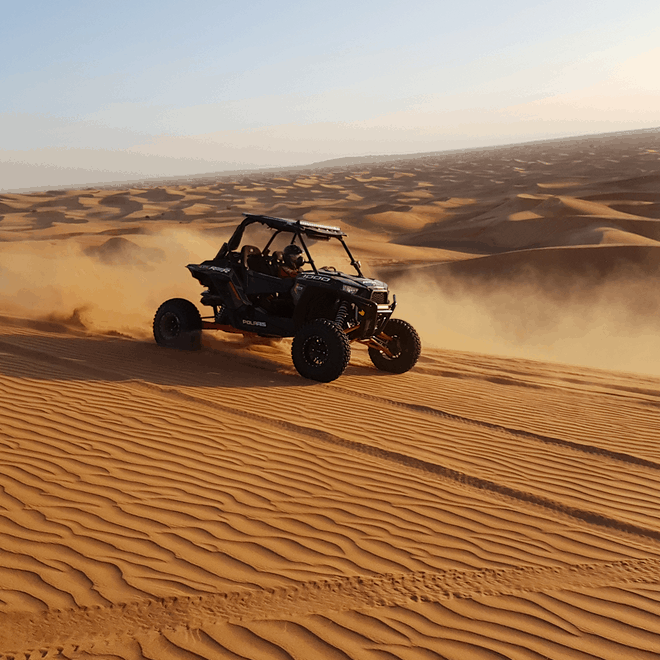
368 318 421 374
292 319 351 382
153 298 202 350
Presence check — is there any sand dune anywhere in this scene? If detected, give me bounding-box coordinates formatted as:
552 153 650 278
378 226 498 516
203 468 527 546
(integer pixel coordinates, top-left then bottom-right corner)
2 321 660 657
1 129 660 658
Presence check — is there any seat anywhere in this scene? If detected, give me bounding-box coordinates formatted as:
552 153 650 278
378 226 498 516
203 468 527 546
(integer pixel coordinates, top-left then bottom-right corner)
241 245 274 275
240 245 261 270
271 251 284 274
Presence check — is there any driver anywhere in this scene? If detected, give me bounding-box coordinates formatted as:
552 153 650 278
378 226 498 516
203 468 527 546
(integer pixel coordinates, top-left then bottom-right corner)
278 243 304 278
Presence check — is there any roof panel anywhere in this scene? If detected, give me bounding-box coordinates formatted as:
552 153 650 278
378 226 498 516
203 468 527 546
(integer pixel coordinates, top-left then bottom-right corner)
242 213 346 237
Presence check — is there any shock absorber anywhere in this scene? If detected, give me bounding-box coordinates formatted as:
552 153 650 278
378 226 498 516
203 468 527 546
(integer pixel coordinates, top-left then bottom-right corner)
334 301 350 328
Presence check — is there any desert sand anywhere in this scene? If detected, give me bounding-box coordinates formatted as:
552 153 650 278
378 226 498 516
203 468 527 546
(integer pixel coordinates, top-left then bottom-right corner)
1 129 660 658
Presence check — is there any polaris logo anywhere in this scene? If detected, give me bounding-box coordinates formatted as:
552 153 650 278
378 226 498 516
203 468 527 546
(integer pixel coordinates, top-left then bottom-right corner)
242 320 267 327
300 274 330 282
360 278 386 288
205 266 231 273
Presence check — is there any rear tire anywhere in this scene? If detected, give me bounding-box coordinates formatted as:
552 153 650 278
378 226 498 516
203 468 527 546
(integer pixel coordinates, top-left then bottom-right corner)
292 319 351 382
368 318 421 374
153 298 202 350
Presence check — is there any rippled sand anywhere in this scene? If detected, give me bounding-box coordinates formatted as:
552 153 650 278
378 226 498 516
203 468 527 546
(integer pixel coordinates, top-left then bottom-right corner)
1 129 660 658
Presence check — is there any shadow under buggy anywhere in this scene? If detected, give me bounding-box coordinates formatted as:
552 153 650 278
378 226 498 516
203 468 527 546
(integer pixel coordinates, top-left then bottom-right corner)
154 213 420 382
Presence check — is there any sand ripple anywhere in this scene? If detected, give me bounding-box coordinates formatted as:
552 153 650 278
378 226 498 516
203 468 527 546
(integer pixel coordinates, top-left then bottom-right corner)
2 130 660 658
1 317 660 657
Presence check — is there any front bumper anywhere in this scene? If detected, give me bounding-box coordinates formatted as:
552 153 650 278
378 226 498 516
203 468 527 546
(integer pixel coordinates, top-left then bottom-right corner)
347 294 396 340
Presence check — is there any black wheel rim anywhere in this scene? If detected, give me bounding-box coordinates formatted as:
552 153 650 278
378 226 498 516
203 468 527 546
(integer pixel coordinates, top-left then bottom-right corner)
381 334 402 360
303 335 329 366
159 312 181 340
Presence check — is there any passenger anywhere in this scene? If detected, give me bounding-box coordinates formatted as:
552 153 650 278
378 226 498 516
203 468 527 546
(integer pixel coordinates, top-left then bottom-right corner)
278 244 304 278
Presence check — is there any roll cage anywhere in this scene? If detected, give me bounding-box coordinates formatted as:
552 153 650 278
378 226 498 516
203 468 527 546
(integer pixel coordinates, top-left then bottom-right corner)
215 213 364 277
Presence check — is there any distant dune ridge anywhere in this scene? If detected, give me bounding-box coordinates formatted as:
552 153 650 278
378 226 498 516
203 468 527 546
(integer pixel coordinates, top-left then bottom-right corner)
2 129 660 658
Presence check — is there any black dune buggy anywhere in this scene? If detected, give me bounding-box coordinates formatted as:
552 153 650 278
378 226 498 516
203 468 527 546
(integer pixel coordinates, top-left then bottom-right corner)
153 213 421 382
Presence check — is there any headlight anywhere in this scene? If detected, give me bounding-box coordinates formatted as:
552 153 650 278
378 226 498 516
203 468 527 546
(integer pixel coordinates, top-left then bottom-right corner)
342 284 359 295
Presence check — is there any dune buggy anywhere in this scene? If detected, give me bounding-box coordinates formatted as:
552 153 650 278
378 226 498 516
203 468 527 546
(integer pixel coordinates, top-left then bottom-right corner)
153 213 421 381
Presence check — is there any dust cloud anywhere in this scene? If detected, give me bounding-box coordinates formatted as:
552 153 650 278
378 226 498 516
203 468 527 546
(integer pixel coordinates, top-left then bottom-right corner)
2 230 659 377
390 269 660 377
0 228 227 338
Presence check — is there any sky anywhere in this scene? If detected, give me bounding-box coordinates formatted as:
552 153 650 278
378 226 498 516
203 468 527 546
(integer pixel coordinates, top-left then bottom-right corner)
2 0 660 191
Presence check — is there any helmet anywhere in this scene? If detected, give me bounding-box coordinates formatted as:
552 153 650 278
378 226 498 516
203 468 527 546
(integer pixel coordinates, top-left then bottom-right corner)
283 243 304 269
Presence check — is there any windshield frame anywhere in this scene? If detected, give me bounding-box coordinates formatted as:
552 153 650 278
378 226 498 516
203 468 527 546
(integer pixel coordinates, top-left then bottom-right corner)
296 233 363 277
216 215 363 277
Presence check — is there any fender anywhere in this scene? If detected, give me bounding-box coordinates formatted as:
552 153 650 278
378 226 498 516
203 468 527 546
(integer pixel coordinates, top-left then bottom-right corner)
292 284 381 336
293 285 337 329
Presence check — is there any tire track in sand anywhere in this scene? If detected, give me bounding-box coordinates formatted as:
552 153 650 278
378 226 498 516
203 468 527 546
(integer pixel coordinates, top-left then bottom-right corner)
4 336 659 474
2 558 659 652
124 380 660 549
324 381 660 473
2 337 660 548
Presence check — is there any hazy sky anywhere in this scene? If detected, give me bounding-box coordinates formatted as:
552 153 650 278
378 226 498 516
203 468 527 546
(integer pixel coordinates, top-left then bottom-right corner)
2 0 659 190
